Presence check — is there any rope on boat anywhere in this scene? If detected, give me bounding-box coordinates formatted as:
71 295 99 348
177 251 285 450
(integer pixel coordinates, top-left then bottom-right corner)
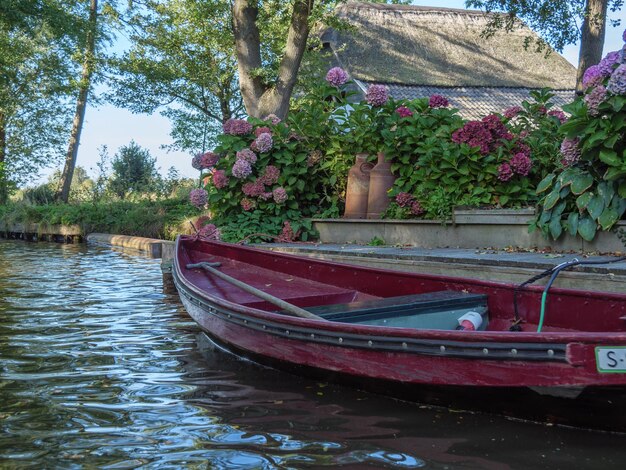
512 255 626 332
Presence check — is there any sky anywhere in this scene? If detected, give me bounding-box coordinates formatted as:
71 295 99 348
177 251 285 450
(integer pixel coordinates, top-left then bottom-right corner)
35 0 626 185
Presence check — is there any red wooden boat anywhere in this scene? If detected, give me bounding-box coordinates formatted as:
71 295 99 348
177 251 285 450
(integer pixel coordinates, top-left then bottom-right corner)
173 235 626 430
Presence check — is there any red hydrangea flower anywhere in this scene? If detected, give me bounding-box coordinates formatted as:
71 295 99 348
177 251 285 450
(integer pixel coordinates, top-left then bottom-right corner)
497 163 514 182
428 94 449 108
395 106 413 118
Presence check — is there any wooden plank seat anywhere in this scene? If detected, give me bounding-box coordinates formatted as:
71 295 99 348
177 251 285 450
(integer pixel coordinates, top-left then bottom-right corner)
305 291 489 330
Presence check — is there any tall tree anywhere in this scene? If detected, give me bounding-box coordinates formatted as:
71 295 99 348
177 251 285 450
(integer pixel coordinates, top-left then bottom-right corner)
110 0 243 154
465 0 623 90
57 0 99 203
0 0 79 204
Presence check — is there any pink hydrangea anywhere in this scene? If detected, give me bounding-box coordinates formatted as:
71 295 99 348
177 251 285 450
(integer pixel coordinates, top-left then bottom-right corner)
240 198 256 211
242 179 265 197
503 106 522 119
263 114 281 125
277 220 300 242
189 188 208 208
365 84 389 106
232 159 252 179
236 148 257 164
607 64 626 95
191 153 203 170
198 223 220 240
547 110 567 123
428 94 449 108
497 163 514 182
260 191 273 201
252 133 273 153
395 192 414 207
510 152 532 176
200 151 219 168
212 169 229 189
272 187 288 204
410 200 424 216
326 67 349 87
560 137 581 167
395 106 413 118
260 165 280 185
223 118 253 135
584 85 607 115
255 126 272 137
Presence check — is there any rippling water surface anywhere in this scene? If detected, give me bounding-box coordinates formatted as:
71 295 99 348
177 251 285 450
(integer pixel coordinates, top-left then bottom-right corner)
1 240 626 469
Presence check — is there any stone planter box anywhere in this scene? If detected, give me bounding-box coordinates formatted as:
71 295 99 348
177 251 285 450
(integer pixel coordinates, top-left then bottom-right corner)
312 209 626 252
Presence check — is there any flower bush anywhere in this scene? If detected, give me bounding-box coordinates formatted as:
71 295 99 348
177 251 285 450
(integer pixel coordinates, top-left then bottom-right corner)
533 38 626 241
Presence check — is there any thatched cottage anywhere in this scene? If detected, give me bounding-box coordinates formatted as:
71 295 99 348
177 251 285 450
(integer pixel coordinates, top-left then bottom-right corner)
321 2 577 118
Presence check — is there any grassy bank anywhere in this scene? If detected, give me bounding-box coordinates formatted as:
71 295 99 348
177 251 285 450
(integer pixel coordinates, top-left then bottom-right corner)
0 199 200 240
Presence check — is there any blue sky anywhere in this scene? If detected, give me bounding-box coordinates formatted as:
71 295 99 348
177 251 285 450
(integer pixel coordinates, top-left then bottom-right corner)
38 0 625 184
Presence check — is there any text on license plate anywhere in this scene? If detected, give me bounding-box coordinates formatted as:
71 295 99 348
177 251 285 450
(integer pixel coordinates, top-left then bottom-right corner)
596 347 626 373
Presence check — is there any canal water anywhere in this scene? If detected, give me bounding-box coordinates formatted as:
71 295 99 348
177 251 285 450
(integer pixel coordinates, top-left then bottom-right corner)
1 240 625 469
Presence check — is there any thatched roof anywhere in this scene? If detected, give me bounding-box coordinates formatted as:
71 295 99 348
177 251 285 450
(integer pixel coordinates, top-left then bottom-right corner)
322 2 577 89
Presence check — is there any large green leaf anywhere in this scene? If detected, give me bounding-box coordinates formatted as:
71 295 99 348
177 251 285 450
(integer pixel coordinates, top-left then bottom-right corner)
570 173 594 194
543 187 561 210
586 194 605 220
567 212 579 237
576 192 593 210
536 173 555 194
549 216 563 240
597 181 615 206
577 217 597 241
619 181 626 199
599 149 620 167
598 208 619 230
604 167 626 181
557 168 577 187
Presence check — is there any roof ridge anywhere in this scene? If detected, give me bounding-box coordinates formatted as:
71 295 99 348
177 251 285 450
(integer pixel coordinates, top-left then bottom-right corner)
340 1 487 17
359 81 575 92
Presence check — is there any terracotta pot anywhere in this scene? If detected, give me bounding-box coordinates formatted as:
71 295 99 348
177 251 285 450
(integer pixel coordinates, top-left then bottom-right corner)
344 153 373 219
367 152 396 219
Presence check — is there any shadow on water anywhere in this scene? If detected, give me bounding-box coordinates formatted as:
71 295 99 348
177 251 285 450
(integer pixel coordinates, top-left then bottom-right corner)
0 239 625 469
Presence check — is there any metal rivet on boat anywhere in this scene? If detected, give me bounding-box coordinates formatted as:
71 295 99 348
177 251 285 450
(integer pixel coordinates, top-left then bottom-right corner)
285 330 290 335
227 314 231 319
310 333 315 339
368 340 373 347
547 349 554 356
243 320 247 324
338 337 343 343
402 342 408 349
483 348 489 355
262 325 266 330
440 345 446 352
511 348 517 355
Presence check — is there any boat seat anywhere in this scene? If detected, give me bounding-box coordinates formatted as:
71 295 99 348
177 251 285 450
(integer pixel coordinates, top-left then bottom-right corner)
306 290 489 330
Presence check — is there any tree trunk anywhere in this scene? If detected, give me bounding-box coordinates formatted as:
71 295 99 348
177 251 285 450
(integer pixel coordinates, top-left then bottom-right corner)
57 0 97 203
232 0 314 119
0 112 7 205
576 0 608 92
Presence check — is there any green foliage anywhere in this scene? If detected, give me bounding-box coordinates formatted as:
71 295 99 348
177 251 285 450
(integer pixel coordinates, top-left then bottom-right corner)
107 141 159 199
368 236 385 246
532 86 626 241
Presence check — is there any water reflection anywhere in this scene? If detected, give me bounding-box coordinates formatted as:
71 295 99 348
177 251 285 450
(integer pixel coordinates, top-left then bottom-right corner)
0 240 625 469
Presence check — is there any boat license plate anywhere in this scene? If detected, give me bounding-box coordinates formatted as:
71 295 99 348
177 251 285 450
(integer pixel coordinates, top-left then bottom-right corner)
596 347 626 373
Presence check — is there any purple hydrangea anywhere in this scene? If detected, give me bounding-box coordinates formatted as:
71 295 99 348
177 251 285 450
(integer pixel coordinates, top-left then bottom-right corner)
252 133 273 153
428 94 449 108
503 106 522 119
223 118 253 135
365 84 389 106
255 126 272 137
410 200 424 216
263 114 281 125
607 65 626 95
272 187 288 204
236 148 257 164
598 51 621 77
560 137 581 167
260 165 280 185
623 28 626 42
191 153 203 170
198 223 220 240
212 169 229 189
232 159 252 179
510 152 532 176
242 179 265 197
395 192 414 207
497 163 514 182
584 85 607 115
547 110 567 123
200 151 219 168
240 198 256 211
395 106 413 118
189 188 208 208
582 65 604 88
326 67 349 87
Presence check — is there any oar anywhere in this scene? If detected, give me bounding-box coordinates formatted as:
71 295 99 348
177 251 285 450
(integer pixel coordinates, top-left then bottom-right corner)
186 262 325 321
